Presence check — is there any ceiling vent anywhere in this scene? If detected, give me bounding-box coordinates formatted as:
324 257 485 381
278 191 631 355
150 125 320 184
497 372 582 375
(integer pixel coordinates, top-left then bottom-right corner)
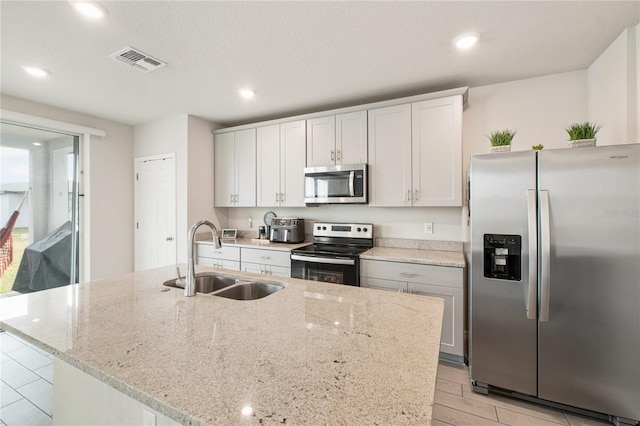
110 46 166 73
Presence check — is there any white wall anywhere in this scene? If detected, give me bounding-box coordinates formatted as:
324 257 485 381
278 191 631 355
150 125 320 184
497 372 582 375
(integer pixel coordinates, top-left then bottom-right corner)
0 95 134 280
588 26 638 145
133 114 223 263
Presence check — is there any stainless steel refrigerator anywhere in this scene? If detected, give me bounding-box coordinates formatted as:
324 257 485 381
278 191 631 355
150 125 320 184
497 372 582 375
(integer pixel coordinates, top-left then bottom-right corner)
469 144 640 423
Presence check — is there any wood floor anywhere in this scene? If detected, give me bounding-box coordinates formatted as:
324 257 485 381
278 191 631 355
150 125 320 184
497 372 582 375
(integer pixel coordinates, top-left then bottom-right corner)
434 362 612 426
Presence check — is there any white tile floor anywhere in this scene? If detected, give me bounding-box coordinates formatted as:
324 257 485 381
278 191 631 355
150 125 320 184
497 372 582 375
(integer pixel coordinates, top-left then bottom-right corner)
0 331 53 426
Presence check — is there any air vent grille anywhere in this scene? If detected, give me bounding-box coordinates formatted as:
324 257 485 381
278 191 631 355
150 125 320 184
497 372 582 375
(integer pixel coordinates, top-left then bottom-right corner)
110 46 166 73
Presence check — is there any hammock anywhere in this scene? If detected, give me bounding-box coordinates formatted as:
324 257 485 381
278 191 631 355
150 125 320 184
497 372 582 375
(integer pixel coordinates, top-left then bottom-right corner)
0 192 28 278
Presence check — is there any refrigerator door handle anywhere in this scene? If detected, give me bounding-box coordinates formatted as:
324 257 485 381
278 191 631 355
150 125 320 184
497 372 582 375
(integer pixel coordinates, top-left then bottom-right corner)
526 189 537 320
539 189 551 323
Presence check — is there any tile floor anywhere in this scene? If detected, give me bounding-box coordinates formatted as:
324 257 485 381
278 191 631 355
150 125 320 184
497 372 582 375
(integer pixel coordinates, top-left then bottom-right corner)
0 331 53 426
434 362 612 426
0 331 614 426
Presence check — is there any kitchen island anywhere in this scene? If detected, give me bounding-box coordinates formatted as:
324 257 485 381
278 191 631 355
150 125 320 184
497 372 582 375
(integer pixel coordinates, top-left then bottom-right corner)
0 265 444 425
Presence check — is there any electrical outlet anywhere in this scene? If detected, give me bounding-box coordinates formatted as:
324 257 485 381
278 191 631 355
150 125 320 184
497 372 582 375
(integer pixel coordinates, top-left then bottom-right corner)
424 222 433 234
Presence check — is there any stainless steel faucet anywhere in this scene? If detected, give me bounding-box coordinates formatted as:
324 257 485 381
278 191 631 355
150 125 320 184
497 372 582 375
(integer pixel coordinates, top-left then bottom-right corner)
186 219 221 297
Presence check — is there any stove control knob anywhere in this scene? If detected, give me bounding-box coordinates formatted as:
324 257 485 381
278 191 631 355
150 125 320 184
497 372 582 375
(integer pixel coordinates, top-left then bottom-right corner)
317 226 321 230
363 227 368 233
357 227 362 232
322 226 327 230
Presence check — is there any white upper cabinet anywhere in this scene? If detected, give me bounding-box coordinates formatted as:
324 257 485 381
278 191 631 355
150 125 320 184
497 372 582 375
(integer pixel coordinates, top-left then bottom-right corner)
307 111 367 167
257 120 306 207
368 104 412 206
306 116 335 167
256 124 281 207
411 96 463 206
280 120 306 207
336 110 368 165
368 96 463 207
214 129 256 207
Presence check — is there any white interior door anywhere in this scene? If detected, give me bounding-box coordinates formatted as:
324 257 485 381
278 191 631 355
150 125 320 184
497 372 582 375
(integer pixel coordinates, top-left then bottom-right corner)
135 154 176 271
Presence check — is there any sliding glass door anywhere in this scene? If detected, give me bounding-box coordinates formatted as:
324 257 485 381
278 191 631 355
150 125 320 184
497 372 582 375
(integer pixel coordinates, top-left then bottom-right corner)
0 122 79 294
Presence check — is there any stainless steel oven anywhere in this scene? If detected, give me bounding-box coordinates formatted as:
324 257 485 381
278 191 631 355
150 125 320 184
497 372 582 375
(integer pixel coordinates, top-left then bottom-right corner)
304 164 367 204
291 222 373 286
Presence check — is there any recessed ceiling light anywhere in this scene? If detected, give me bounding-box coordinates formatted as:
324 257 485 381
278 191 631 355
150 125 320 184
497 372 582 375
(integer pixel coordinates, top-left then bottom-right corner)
239 88 255 99
23 66 50 78
32 142 42 146
454 33 479 49
69 1 108 19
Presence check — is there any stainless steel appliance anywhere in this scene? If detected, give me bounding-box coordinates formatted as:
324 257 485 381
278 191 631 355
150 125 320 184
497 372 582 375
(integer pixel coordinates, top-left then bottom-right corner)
291 222 373 286
304 164 367 204
469 144 640 423
269 218 305 243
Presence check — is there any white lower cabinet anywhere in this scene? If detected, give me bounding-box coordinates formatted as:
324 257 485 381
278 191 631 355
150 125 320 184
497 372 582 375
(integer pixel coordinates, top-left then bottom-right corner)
196 244 240 270
360 259 464 361
240 247 291 277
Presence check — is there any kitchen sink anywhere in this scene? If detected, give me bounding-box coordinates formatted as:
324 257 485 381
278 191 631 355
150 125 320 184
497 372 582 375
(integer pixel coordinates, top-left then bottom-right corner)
163 273 238 294
213 282 284 301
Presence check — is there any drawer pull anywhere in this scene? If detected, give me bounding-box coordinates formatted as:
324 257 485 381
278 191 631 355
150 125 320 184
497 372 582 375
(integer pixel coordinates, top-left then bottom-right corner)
259 256 271 260
400 272 418 277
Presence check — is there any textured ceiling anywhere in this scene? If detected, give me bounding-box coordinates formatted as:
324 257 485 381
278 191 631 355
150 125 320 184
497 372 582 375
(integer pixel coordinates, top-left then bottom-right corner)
1 1 639 127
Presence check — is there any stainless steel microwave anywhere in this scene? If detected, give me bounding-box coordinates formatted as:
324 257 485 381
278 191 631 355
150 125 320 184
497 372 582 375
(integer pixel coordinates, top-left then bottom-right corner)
304 164 367 204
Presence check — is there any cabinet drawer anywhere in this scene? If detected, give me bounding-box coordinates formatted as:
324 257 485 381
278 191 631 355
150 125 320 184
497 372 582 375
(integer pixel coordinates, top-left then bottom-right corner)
197 244 240 261
242 262 290 277
198 258 240 271
360 277 406 292
241 248 290 268
361 259 462 288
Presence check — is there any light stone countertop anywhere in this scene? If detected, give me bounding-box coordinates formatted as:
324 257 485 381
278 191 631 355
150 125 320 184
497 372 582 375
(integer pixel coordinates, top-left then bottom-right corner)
197 237 311 251
361 247 466 268
0 265 444 425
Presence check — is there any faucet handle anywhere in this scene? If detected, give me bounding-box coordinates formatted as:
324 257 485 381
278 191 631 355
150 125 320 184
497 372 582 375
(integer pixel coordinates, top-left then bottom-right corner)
175 266 187 287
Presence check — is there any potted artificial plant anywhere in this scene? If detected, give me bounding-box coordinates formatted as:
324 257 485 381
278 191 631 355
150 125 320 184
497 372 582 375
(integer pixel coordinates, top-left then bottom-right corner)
488 129 516 153
565 122 601 148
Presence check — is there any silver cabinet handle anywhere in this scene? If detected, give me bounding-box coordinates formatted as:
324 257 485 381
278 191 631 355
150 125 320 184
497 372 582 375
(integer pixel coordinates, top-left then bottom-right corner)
259 256 271 260
230 194 233 203
280 192 285 202
400 272 418 277
526 189 537 320
337 149 341 162
275 192 279 202
331 149 335 162
407 190 411 202
166 237 174 241
539 190 551 323
235 194 238 202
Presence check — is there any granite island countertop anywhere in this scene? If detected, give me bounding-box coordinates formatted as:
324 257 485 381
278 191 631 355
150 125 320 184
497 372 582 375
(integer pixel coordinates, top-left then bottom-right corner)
0 265 444 425
361 246 466 268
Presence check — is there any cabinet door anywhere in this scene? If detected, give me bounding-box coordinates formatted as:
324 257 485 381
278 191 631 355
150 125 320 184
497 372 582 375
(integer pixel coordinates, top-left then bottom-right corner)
367 104 412 206
361 276 407 292
409 282 463 357
336 110 367 165
411 96 462 206
280 120 306 207
256 125 281 207
214 132 235 207
241 261 264 274
306 116 335 167
234 128 256 207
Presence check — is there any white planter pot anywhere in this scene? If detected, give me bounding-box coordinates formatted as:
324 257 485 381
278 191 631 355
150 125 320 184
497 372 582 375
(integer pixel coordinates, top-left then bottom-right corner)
569 138 596 148
490 145 511 153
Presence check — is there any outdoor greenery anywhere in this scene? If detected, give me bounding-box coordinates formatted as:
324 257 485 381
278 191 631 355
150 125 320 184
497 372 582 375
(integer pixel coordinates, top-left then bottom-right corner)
488 129 516 146
0 228 28 294
565 122 601 141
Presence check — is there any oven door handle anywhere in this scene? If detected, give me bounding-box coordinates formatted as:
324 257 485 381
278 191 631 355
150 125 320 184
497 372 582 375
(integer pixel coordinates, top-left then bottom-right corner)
291 254 355 265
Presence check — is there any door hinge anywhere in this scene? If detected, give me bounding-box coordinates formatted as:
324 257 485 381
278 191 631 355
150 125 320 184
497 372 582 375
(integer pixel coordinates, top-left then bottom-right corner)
136 173 139 180
136 222 139 229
